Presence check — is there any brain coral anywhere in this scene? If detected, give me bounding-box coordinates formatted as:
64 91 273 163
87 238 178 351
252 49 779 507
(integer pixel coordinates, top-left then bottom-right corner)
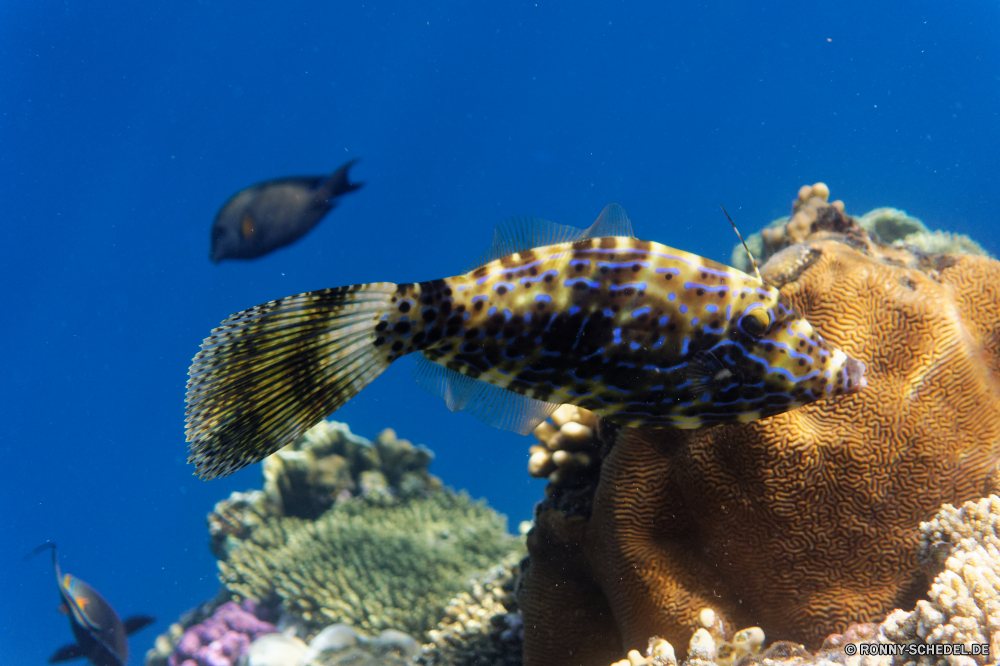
519 186 1000 666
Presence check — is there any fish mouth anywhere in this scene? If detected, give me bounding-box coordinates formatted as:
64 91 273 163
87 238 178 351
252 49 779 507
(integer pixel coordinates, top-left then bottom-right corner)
843 356 868 393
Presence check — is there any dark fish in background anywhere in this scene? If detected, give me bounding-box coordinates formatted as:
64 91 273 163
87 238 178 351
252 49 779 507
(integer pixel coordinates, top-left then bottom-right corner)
185 203 867 480
25 542 155 666
210 158 364 262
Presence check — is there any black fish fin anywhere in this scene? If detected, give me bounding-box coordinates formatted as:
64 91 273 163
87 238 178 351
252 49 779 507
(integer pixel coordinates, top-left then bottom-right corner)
48 642 85 663
123 615 156 635
185 282 398 479
316 158 364 201
584 203 635 238
468 215 588 271
412 353 561 435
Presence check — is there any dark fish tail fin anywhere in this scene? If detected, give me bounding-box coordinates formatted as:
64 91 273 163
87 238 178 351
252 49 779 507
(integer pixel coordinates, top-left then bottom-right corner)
123 615 156 635
317 158 364 201
185 282 398 479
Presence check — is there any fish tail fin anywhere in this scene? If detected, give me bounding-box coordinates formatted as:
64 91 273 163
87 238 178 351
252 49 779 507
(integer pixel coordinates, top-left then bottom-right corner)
185 282 397 479
319 158 364 201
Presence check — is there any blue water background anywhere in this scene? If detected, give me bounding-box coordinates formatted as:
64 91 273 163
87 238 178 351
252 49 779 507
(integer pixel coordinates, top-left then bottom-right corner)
2 1 998 663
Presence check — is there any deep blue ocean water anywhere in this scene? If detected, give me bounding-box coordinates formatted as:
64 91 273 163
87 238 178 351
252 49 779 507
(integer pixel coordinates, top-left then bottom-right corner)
2 1 998 663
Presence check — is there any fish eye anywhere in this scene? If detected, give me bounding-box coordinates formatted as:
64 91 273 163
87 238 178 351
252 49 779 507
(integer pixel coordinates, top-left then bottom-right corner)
738 308 771 338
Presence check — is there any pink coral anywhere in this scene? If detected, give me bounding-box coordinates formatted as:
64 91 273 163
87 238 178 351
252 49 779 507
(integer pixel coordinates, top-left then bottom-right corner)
168 600 276 666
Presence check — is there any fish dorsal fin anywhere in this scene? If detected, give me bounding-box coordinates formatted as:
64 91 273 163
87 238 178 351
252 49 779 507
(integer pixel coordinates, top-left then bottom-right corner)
412 354 561 435
470 215 588 270
585 203 635 238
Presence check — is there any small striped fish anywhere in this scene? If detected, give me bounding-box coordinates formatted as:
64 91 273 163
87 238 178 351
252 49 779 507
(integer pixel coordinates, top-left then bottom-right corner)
186 204 866 479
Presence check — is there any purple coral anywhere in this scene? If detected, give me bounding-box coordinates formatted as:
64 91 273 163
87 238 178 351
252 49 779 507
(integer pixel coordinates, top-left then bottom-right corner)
168 600 277 666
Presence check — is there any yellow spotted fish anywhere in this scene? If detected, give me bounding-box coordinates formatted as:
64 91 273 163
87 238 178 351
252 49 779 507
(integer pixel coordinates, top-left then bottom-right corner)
186 204 866 479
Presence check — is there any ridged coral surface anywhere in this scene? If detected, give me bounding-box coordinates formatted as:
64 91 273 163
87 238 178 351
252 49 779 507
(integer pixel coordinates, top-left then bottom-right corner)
519 187 1000 666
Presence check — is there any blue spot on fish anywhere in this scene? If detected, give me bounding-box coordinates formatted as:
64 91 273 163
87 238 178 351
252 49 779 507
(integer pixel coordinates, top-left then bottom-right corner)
659 315 670 325
609 282 647 291
598 261 650 269
494 281 516 292
603 308 615 317
680 304 688 314
652 335 665 349
629 341 641 350
488 306 497 316
472 295 488 303
681 337 690 355
668 293 676 301
613 328 623 344
705 304 718 313
632 306 651 317
535 294 551 303
569 306 581 315
564 277 600 289
520 269 559 285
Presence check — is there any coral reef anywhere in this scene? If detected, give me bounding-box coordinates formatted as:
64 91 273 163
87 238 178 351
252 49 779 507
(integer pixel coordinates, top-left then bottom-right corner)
529 405 606 517
297 624 420 666
263 421 439 519
218 485 522 637
165 600 276 666
731 185 990 273
856 207 991 258
520 185 1000 666
208 421 442 559
881 495 1000 665
418 554 524 666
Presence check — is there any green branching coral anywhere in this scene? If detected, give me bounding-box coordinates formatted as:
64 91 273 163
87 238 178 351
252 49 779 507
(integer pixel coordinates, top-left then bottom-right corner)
218 488 524 637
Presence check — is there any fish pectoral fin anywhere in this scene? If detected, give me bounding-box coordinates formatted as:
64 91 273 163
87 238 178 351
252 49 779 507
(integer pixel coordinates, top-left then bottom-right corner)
584 203 635 238
47 642 85 663
123 614 156 635
687 350 723 382
412 354 561 435
240 212 256 239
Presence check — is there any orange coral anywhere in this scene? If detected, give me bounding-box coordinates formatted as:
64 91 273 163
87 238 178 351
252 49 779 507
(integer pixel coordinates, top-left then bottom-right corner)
518 188 1000 666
